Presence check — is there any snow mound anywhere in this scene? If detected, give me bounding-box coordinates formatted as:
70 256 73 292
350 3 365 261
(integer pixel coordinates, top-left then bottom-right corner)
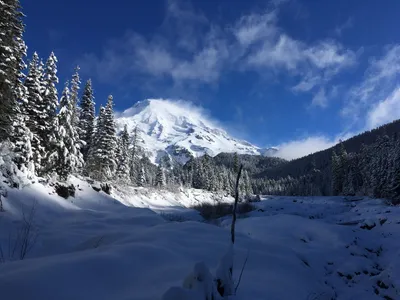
0 183 399 300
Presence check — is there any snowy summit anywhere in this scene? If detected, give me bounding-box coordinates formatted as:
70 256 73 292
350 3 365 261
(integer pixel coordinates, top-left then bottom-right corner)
116 99 263 164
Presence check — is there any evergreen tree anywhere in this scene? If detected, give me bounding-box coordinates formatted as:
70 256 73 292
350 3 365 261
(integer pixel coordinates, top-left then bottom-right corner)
103 95 117 175
0 0 26 142
87 96 116 180
38 58 45 95
233 152 239 173
41 52 59 169
129 126 140 183
116 124 130 182
79 79 95 160
13 112 35 177
70 66 81 128
137 163 146 187
371 135 390 198
192 158 204 189
331 144 347 196
155 165 166 187
243 170 253 197
358 144 372 195
87 106 105 179
54 81 84 180
388 138 400 205
23 52 46 173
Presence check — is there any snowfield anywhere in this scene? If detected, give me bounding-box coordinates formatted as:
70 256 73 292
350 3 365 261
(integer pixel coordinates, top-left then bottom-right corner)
0 179 399 300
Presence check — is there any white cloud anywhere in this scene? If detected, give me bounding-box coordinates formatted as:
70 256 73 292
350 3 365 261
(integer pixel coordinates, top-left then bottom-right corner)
292 75 322 92
274 136 336 160
243 20 356 107
311 88 328 108
343 45 400 123
273 127 359 160
334 17 353 37
246 34 304 71
233 11 278 47
80 0 356 97
243 23 356 74
305 41 355 70
366 86 400 129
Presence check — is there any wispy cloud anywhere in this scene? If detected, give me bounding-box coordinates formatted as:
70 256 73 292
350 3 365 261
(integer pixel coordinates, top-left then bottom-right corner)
80 0 356 103
343 44 400 127
233 11 278 47
311 88 328 108
235 10 357 108
366 86 400 129
334 17 353 37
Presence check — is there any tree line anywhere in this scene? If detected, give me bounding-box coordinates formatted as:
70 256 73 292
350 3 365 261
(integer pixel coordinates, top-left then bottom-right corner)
0 1 167 187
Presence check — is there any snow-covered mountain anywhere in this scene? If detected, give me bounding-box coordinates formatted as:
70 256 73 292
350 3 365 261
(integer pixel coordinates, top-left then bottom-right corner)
115 99 267 164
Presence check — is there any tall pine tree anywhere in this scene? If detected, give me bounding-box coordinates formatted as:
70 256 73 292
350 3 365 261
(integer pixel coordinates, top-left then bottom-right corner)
54 81 84 181
116 124 130 182
79 79 95 161
41 52 59 171
23 52 46 173
155 165 166 187
0 0 27 142
87 96 117 180
70 66 81 128
129 126 140 183
87 106 105 179
137 162 146 186
102 95 117 177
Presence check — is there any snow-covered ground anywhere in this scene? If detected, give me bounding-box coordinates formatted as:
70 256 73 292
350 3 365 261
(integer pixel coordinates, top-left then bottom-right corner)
0 179 399 300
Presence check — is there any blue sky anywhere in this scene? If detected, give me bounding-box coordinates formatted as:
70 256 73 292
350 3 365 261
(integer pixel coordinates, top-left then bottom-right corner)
22 0 400 158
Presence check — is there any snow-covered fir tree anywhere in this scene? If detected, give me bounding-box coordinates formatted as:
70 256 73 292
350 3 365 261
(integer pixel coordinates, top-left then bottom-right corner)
116 124 130 182
137 163 146 187
41 52 59 170
388 137 400 204
0 0 26 142
87 96 117 180
22 52 46 173
70 66 81 128
102 95 117 176
13 113 35 177
86 106 104 179
79 79 95 160
129 126 140 184
243 170 253 197
53 81 84 181
42 52 59 133
155 165 166 187
38 58 45 95
331 146 346 196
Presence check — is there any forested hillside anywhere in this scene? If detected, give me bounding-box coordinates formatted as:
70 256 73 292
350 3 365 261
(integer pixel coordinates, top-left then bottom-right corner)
181 120 400 204
259 119 400 180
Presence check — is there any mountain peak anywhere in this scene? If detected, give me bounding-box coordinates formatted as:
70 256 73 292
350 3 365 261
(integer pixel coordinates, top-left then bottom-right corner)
116 99 262 164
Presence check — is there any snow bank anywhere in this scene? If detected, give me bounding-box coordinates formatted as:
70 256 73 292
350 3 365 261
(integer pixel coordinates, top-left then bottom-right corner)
0 182 399 300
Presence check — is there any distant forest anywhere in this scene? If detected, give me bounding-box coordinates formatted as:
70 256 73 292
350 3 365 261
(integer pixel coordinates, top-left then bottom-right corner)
178 119 400 205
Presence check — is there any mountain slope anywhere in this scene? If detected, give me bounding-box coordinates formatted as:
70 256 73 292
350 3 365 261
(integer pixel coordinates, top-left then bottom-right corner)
258 118 400 180
115 99 264 164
